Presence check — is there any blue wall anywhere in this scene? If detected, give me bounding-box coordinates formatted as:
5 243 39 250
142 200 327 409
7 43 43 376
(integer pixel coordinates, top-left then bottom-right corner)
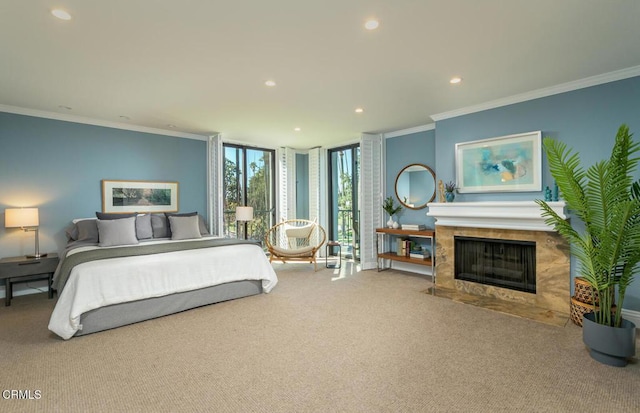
385 129 436 226
435 77 640 202
433 76 640 311
0 113 208 261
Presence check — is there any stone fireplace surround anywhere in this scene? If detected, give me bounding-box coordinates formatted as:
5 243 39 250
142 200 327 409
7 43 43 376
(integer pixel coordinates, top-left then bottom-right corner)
427 201 571 323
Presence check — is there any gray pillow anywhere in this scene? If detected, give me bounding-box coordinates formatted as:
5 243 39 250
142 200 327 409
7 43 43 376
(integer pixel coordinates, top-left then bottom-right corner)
65 223 79 241
76 219 99 243
165 212 197 237
197 215 210 236
96 212 137 220
151 213 169 238
135 213 153 240
97 217 139 247
169 215 202 240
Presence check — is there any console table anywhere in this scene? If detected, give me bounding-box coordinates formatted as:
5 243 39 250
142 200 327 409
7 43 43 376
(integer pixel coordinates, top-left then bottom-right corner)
375 228 435 290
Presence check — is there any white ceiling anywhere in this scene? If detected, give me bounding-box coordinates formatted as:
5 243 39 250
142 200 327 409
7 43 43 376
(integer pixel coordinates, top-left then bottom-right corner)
2 1 640 149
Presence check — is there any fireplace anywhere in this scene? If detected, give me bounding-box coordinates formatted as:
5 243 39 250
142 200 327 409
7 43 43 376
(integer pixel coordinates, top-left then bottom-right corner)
454 236 536 294
427 201 570 320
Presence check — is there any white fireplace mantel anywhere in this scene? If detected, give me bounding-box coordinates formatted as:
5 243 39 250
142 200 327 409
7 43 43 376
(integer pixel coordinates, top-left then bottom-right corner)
426 201 567 231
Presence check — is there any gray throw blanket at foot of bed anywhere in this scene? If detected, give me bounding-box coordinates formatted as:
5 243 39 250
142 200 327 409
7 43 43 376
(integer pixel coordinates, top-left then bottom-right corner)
53 238 260 292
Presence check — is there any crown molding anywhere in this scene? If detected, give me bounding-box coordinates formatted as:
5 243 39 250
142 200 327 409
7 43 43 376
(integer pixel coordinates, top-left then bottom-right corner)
431 65 640 122
384 123 435 139
0 104 209 141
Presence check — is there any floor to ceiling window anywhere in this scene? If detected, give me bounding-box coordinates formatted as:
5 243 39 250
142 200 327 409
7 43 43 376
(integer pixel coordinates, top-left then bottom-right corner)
223 144 276 242
328 144 360 260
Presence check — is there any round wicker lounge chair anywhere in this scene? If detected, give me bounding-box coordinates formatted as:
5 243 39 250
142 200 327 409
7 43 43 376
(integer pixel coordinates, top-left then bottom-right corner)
264 219 327 271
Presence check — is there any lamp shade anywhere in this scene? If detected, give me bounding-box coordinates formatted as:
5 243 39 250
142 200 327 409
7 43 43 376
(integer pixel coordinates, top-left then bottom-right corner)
236 206 254 222
5 208 39 228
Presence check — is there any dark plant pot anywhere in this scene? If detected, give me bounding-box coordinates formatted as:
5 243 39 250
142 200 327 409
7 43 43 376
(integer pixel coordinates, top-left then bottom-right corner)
445 192 455 202
582 312 636 367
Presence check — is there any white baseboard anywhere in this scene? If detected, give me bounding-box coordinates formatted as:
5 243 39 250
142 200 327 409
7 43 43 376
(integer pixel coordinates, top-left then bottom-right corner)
622 309 640 327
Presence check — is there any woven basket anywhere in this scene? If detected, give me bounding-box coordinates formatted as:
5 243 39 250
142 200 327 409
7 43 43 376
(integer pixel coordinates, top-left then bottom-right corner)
570 297 617 327
574 277 599 305
570 297 595 326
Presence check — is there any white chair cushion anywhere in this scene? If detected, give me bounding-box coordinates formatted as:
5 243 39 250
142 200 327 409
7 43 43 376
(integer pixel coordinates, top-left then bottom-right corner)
284 223 314 239
270 245 315 257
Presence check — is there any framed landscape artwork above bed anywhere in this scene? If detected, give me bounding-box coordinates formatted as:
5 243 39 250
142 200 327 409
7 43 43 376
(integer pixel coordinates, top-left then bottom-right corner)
101 180 179 213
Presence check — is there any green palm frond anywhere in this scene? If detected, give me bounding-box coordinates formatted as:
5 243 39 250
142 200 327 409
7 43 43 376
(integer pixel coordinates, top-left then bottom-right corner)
542 138 589 224
631 180 640 199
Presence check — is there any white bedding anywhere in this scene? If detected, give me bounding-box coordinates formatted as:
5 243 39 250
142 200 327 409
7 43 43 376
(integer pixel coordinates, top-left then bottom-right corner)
48 238 278 339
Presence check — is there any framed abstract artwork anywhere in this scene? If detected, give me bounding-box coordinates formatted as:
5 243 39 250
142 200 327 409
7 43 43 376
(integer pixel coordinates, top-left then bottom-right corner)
455 131 542 193
101 180 179 213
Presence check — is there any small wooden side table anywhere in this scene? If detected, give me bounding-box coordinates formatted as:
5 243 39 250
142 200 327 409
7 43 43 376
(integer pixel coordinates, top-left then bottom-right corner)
326 241 341 269
0 254 59 306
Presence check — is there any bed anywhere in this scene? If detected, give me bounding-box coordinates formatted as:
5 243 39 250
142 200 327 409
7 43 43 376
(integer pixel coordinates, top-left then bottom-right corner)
48 214 278 340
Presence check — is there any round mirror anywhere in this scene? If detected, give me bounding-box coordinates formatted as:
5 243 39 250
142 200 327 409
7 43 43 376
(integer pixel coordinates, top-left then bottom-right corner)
394 163 436 210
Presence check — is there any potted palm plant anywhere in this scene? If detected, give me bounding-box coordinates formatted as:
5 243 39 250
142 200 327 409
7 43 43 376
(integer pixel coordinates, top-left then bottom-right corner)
536 124 638 367
383 196 402 228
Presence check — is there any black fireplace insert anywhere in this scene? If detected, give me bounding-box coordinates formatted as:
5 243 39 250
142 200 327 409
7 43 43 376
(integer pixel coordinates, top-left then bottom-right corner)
454 236 536 293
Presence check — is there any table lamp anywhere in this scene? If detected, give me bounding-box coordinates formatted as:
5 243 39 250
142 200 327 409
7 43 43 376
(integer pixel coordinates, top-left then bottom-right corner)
5 208 47 258
235 206 254 239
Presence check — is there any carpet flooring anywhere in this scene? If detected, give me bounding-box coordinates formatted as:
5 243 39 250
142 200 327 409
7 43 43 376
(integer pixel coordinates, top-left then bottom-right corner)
1 261 638 412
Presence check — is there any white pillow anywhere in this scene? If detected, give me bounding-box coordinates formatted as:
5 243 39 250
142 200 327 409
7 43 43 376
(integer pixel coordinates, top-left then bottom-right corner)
97 217 139 247
285 223 314 239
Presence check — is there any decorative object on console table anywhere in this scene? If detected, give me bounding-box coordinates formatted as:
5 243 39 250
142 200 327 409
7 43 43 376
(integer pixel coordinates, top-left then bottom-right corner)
395 238 406 256
444 181 456 203
382 196 402 228
409 241 429 260
4 208 46 258
537 124 638 367
402 224 426 231
102 180 179 214
0 254 59 306
235 206 254 239
455 130 542 193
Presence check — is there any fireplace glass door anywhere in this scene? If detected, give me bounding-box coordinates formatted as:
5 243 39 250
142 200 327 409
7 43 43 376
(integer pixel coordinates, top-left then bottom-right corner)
454 236 536 293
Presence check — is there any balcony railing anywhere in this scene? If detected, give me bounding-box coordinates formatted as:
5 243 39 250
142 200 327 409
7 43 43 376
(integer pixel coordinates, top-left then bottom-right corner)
337 208 359 259
223 209 272 243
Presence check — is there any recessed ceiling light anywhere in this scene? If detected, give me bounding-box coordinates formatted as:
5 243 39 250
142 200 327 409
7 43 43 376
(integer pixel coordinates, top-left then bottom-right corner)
51 9 72 20
355 108 364 113
167 124 177 129
450 76 463 84
364 19 379 30
294 127 301 132
119 115 130 120
58 105 72 110
265 80 276 87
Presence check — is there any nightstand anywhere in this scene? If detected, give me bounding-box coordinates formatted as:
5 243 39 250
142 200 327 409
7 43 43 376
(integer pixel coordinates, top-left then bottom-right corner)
0 254 59 306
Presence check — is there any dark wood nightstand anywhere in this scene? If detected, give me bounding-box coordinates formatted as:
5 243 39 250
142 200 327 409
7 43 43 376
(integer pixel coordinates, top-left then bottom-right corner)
0 254 59 306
